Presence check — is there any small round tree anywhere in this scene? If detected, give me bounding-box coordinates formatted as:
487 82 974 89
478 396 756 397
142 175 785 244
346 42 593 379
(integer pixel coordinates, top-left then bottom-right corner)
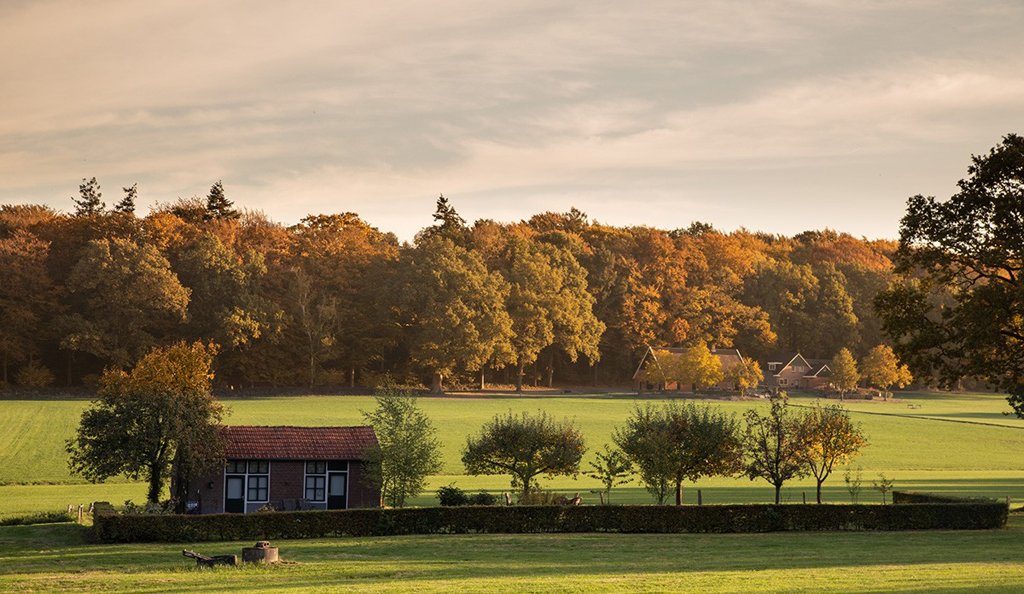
462 411 585 499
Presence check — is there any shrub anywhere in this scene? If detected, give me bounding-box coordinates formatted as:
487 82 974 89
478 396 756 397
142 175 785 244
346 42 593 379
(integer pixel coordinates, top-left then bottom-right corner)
518 490 561 505
469 491 498 506
437 484 469 506
15 362 54 389
0 510 75 526
121 499 176 515
92 500 1010 543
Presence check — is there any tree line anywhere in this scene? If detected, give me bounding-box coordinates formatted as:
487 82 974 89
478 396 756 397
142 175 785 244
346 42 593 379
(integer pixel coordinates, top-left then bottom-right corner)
2 182 898 391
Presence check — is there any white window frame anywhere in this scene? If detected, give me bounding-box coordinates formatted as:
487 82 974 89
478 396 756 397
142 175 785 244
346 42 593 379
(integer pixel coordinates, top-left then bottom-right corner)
304 461 328 502
225 459 271 507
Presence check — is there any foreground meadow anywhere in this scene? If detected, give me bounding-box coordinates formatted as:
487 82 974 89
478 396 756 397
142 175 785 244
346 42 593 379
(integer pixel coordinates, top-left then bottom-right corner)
3 516 1024 593
2 390 1024 517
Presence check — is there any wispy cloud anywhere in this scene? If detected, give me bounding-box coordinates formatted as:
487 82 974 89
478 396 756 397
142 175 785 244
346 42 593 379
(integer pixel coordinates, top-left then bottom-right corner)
1 1 1022 239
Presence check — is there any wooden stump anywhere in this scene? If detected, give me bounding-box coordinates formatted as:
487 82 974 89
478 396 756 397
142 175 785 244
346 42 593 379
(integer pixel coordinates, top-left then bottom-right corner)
242 541 279 564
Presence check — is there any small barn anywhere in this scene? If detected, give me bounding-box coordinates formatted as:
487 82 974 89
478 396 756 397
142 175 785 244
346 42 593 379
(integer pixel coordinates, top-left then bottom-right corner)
181 425 381 514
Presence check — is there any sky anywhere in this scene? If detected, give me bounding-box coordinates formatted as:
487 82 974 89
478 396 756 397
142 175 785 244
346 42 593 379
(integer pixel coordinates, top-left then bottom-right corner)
2 0 1022 241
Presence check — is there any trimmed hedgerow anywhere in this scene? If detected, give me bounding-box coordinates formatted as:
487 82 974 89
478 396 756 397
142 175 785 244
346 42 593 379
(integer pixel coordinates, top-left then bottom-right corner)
891 491 998 504
93 501 1008 543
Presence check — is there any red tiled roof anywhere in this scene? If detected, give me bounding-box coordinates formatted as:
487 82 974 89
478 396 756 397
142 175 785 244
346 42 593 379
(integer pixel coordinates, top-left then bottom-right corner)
221 425 378 460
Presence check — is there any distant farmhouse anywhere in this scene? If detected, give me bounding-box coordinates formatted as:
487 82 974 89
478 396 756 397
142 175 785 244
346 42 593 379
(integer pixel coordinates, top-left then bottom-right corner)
763 353 832 392
180 425 381 514
633 345 745 392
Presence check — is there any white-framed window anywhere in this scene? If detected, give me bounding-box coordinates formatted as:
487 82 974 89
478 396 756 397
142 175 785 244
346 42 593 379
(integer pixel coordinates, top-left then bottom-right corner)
779 378 789 386
768 363 778 371
226 459 271 504
304 461 327 502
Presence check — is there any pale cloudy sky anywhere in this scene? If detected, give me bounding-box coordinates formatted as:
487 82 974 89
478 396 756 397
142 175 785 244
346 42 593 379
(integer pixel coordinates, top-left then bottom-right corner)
2 1 1022 240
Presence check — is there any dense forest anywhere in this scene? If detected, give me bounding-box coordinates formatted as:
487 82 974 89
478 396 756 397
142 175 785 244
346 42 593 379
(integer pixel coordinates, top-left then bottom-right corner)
0 180 898 391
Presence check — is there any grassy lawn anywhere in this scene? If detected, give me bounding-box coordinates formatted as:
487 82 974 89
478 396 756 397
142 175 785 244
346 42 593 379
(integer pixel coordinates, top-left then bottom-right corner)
3 390 1024 517
3 516 1024 592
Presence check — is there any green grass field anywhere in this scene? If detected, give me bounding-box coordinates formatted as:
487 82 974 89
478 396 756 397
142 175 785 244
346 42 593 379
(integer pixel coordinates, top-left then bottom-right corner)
3 516 1024 592
2 390 1024 517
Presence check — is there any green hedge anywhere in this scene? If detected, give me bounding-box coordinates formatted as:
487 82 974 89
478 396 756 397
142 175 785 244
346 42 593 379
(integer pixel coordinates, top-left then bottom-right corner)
93 502 1008 543
891 491 998 504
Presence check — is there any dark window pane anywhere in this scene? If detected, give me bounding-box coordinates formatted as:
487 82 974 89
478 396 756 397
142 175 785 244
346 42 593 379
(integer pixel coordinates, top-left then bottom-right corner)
327 461 348 471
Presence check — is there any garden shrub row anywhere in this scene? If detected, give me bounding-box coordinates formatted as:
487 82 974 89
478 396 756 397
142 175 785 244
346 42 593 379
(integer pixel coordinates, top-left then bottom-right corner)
93 501 1008 543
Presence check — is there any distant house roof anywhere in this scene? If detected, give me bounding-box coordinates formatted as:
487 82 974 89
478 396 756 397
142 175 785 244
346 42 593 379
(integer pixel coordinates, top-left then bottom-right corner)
221 425 378 460
763 353 832 378
632 345 745 381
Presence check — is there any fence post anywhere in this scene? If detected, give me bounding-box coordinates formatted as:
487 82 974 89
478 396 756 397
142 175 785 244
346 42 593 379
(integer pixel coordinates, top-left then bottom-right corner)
77 504 84 523
697 490 702 506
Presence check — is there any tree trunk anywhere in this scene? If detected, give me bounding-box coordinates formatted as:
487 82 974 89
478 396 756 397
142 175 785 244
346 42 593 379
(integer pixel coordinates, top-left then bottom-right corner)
516 361 525 393
546 351 555 388
817 478 824 504
675 480 683 506
431 372 444 394
774 483 782 505
480 368 486 391
148 463 164 504
350 367 356 388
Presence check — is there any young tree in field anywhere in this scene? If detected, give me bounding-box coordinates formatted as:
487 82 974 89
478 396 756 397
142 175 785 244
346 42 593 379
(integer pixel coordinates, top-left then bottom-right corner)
66 342 224 505
861 344 913 400
616 402 744 505
798 403 867 503
743 396 809 504
830 348 860 400
72 177 105 216
462 411 585 498
362 389 443 507
585 445 633 504
875 134 1024 416
725 357 764 395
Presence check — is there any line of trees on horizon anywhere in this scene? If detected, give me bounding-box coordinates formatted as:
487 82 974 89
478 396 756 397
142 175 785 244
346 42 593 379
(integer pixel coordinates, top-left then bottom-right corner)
1 181 901 392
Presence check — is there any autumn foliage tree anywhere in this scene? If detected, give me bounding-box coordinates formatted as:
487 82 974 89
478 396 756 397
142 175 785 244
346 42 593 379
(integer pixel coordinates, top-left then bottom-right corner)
66 341 224 505
830 348 860 400
396 236 513 393
861 344 913 399
60 237 190 368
